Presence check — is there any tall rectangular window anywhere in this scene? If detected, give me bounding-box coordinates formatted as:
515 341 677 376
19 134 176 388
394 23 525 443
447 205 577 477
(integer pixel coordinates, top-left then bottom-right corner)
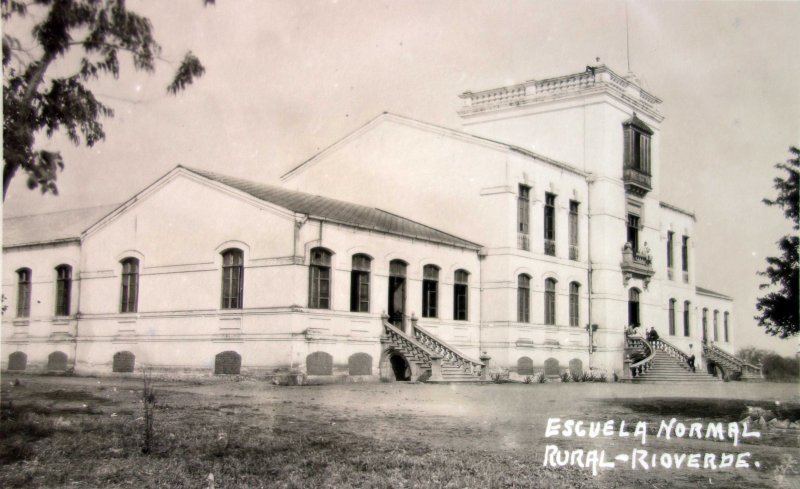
713 310 719 342
627 214 640 252
120 258 139 313
683 301 691 337
350 254 371 313
222 249 244 309
668 299 676 335
568 201 579 260
16 268 31 318
517 185 530 250
544 278 557 325
544 193 556 256
666 231 674 280
517 274 530 323
309 248 331 309
624 118 652 174
724 312 729 342
55 265 72 316
681 236 689 282
453 270 469 321
422 265 439 318
569 282 580 327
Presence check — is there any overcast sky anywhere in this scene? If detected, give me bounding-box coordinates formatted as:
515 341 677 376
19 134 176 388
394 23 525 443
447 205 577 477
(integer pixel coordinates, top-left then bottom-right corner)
4 0 798 355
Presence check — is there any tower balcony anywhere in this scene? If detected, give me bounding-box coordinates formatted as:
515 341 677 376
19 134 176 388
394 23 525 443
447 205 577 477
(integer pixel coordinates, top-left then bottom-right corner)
621 245 654 288
623 167 652 197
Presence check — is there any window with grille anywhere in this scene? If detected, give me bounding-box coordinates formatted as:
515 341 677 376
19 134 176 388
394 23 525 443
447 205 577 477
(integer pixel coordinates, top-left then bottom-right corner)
518 185 530 250
628 288 640 327
668 299 676 335
683 301 691 336
544 193 556 256
568 201 579 260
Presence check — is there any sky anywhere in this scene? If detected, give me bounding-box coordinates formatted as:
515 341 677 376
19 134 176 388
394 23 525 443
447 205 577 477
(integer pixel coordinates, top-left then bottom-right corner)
3 0 799 355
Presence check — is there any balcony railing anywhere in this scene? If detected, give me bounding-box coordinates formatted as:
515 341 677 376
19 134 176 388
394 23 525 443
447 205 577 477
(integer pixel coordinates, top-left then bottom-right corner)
621 244 654 286
569 245 579 261
623 167 652 196
544 239 556 256
518 233 530 251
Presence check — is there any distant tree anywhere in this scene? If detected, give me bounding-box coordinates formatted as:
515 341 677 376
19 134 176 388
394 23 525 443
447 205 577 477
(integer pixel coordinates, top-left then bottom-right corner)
735 346 770 366
755 147 799 339
760 353 800 382
2 0 214 199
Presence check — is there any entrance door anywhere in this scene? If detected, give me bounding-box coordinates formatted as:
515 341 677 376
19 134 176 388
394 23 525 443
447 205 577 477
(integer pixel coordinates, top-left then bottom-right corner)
388 260 407 328
389 353 411 381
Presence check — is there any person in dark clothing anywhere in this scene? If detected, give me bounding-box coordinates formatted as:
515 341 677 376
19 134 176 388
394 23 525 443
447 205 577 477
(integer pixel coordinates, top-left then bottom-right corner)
646 327 659 342
687 344 696 372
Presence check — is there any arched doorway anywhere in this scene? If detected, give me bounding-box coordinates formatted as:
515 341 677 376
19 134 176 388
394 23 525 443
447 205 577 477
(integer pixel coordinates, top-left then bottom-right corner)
389 353 411 381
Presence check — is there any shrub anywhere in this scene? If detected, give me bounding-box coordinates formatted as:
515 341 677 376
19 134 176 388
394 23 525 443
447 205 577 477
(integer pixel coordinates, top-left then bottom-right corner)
522 376 532 384
141 367 157 454
535 372 547 383
560 372 571 383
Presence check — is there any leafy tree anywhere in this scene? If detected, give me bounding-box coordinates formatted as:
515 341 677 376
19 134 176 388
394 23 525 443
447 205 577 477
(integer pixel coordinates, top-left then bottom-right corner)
735 346 770 366
2 0 213 199
755 147 799 338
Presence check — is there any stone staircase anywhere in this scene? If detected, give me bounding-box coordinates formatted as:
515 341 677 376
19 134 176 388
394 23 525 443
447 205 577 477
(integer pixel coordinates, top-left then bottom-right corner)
703 343 764 382
381 317 486 383
627 335 719 384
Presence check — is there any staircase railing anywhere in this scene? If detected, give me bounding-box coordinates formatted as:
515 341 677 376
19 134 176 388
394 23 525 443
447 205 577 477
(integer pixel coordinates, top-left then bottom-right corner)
650 337 691 368
412 323 484 376
382 320 441 368
703 343 762 377
626 334 655 378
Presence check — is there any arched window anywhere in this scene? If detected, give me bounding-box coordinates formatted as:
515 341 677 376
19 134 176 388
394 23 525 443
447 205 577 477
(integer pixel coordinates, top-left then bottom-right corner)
221 249 244 309
120 258 139 313
422 265 439 318
683 301 691 336
544 278 557 325
668 299 676 335
569 282 580 327
350 254 371 313
724 312 730 342
309 248 331 309
453 270 469 321
54 265 72 316
517 274 531 323
16 268 31 318
713 310 719 342
628 288 640 328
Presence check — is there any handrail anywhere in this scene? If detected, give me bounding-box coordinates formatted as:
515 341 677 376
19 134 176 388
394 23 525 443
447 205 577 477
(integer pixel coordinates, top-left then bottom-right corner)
650 337 690 366
627 334 656 378
382 320 442 362
703 344 762 376
412 323 483 376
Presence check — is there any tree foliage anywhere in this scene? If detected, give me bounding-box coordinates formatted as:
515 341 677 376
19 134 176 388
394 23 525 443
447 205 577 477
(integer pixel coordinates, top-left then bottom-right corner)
755 147 799 339
2 0 213 199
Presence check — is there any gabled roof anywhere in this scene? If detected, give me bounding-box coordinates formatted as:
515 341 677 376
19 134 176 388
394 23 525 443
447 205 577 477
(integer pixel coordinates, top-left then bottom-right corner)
183 167 481 250
3 204 120 248
696 286 733 301
280 112 585 181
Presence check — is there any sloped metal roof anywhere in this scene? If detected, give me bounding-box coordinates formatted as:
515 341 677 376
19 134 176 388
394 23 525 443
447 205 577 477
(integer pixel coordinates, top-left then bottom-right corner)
696 286 733 301
3 204 119 248
184 167 481 250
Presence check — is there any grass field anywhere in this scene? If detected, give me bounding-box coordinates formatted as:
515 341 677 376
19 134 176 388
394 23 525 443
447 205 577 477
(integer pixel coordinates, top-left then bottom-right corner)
1 375 798 488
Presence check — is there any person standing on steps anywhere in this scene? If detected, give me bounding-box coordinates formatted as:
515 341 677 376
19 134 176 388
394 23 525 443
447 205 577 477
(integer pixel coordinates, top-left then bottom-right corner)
687 343 697 372
646 326 659 342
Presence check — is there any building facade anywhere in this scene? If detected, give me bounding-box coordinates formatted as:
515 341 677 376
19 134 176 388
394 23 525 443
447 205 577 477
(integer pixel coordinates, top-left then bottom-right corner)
2 65 743 381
